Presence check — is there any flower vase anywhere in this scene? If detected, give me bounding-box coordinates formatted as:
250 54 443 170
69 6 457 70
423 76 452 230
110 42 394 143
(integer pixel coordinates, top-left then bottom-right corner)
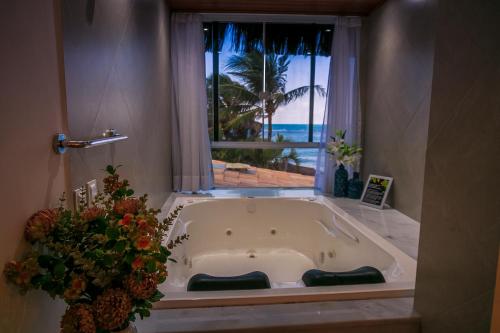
116 323 137 333
334 164 348 197
347 172 364 199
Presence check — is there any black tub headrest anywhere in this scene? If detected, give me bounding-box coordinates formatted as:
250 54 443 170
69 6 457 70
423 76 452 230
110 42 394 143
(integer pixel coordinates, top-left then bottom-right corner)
302 266 385 287
187 271 271 291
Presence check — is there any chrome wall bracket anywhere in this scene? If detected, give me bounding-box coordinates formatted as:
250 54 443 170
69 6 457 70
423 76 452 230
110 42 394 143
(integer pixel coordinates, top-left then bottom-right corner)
53 129 128 154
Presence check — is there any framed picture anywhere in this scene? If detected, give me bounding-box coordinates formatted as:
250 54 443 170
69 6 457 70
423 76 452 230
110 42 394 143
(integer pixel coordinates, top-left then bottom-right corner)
360 175 393 209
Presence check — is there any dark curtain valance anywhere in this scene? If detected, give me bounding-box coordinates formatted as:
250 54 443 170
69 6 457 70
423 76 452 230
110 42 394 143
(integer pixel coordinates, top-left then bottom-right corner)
203 22 334 56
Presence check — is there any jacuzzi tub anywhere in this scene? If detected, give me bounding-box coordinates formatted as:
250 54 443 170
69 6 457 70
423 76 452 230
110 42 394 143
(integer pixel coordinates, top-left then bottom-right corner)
156 196 416 309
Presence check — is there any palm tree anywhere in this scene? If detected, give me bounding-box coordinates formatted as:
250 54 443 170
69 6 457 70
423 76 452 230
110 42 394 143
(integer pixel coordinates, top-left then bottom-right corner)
206 73 263 140
225 51 326 141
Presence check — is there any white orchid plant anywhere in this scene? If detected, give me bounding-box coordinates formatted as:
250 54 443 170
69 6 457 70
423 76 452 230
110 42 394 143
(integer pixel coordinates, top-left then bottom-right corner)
326 130 363 167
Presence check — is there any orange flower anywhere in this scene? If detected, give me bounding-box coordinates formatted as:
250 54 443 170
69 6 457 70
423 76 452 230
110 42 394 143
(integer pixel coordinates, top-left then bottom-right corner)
118 213 134 227
131 256 144 270
135 236 152 250
137 218 147 229
81 206 105 222
71 277 86 291
24 209 59 242
4 258 39 289
63 276 86 300
113 198 140 216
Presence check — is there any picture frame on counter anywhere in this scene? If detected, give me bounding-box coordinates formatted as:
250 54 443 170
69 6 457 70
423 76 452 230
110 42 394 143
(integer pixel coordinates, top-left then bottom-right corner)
360 174 393 209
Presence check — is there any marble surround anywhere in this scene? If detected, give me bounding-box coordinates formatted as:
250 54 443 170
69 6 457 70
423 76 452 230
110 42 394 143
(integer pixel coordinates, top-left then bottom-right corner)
137 297 418 333
330 198 420 260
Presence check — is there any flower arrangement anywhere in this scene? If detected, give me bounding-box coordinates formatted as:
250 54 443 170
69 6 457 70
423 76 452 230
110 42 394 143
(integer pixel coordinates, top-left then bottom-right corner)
3 165 186 333
326 130 363 167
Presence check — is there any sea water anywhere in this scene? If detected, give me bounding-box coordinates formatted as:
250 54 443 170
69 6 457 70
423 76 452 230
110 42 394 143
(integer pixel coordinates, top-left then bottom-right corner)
263 124 322 168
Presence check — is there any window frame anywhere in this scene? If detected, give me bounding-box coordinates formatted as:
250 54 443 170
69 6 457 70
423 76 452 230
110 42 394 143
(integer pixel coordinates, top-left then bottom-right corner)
204 14 334 150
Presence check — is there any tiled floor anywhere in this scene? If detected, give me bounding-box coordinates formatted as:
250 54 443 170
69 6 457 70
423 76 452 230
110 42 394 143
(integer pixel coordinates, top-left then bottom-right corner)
213 160 314 187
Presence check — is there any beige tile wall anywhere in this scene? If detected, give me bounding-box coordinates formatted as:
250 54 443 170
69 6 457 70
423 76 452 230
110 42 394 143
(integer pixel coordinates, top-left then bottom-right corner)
0 1 68 332
362 0 437 221
62 0 171 209
414 0 500 332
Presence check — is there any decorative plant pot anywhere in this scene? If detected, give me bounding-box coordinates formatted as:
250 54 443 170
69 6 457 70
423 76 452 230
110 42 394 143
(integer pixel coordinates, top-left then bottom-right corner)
334 164 348 197
347 172 364 199
115 323 138 333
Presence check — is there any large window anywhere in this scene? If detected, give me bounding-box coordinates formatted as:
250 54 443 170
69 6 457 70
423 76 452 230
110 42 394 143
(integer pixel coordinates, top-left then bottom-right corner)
204 20 333 187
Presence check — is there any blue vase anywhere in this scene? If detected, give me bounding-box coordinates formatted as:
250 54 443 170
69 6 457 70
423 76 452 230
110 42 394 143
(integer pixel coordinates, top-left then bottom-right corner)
334 164 348 197
347 172 364 199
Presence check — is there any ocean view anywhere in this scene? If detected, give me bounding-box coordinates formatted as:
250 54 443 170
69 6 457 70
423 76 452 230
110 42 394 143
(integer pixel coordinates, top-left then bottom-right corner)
265 124 322 168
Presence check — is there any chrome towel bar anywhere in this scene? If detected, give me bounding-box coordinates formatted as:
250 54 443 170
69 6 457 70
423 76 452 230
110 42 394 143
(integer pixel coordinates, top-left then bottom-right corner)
53 129 128 154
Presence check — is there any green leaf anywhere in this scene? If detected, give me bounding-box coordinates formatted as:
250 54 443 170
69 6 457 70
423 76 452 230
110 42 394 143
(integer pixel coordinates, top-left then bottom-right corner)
154 252 167 264
149 290 164 302
94 249 104 258
41 275 56 292
106 165 116 175
126 189 134 196
53 262 66 278
105 239 117 250
124 252 136 265
160 246 171 257
115 240 126 252
145 260 156 273
137 308 150 319
106 227 120 240
38 255 53 268
90 217 107 234
102 255 113 267
30 274 47 287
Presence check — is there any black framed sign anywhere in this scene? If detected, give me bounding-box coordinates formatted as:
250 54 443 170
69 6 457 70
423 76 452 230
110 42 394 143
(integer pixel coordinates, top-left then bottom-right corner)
360 175 393 209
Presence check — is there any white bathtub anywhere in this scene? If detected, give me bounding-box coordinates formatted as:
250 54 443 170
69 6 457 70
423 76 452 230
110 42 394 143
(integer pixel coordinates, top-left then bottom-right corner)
156 196 416 309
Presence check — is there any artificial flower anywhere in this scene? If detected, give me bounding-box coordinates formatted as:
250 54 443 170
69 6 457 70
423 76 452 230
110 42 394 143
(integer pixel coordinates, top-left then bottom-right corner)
24 208 59 242
81 206 105 223
114 198 140 216
135 236 152 250
3 165 186 332
118 213 134 227
92 288 132 331
64 276 86 300
131 256 144 271
124 273 158 299
60 304 96 333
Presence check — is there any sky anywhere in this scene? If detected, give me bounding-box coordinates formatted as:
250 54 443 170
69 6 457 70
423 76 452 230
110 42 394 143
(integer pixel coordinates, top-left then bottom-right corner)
205 42 330 125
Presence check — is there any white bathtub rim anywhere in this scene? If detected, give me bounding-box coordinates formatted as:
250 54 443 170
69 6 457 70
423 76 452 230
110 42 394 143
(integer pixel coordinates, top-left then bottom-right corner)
163 195 416 283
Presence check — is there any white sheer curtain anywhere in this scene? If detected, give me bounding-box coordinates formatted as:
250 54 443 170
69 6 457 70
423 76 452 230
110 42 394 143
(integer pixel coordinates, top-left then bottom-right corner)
171 13 213 192
315 17 361 193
